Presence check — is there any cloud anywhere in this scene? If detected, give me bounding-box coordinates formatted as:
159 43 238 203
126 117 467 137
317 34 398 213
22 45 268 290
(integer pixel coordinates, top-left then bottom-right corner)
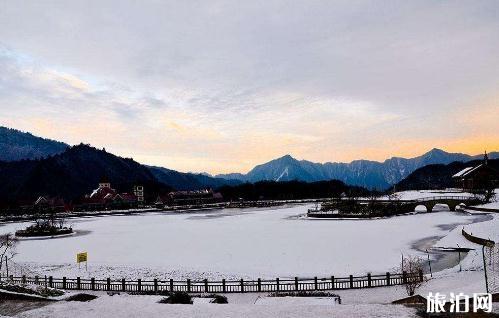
0 2 498 173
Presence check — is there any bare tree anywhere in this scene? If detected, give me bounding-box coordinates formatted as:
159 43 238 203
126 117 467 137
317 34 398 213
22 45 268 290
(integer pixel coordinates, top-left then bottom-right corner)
343 190 360 214
401 255 425 296
0 233 18 276
481 183 496 203
366 192 381 216
57 216 67 229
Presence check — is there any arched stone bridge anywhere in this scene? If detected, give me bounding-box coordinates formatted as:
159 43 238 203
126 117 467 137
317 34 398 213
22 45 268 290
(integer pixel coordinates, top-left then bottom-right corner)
405 196 482 212
309 195 484 218
361 196 482 213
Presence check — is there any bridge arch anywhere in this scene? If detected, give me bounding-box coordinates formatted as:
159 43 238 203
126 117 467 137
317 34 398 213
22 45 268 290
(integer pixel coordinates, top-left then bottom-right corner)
414 205 427 213
432 203 450 212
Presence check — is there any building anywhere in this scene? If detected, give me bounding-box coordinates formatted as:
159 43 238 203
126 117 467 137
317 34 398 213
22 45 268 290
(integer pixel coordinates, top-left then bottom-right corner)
133 185 144 203
452 152 499 190
98 175 112 189
81 177 138 209
154 189 223 207
26 196 69 213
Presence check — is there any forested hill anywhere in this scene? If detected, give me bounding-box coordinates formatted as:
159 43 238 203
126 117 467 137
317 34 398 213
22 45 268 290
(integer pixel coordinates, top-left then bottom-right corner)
0 144 171 206
0 144 242 207
394 159 499 191
148 166 242 191
0 126 68 161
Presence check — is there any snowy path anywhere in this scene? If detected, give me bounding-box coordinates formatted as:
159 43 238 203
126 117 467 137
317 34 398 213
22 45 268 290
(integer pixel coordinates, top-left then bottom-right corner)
14 298 418 318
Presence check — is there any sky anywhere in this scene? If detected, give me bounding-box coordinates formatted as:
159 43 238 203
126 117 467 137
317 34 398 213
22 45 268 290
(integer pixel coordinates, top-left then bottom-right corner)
0 1 498 174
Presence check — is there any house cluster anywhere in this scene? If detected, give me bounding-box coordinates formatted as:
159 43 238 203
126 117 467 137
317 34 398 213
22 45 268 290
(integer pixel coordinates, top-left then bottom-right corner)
80 177 144 210
24 176 223 213
452 152 499 190
155 189 223 208
25 177 145 213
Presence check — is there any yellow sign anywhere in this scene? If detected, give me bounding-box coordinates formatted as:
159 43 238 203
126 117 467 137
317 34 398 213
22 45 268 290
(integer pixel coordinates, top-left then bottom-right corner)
76 252 88 263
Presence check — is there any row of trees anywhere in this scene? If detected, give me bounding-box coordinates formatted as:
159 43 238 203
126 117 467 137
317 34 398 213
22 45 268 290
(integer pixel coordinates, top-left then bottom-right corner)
319 192 407 217
218 180 370 202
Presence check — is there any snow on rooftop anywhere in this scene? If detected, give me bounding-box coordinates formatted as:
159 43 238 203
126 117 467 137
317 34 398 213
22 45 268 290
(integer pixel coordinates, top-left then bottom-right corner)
452 167 473 178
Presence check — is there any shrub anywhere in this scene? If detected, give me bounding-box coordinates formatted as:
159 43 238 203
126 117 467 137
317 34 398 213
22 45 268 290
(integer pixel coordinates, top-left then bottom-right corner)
268 291 340 298
197 294 228 304
159 291 192 304
65 293 98 302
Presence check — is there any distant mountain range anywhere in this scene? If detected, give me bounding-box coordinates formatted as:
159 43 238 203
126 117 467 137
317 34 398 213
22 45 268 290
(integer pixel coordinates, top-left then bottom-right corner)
0 127 68 161
148 166 241 191
1 126 497 193
216 150 499 189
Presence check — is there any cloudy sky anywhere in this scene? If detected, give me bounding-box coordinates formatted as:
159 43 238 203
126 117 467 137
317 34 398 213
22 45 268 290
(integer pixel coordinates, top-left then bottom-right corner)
0 1 498 174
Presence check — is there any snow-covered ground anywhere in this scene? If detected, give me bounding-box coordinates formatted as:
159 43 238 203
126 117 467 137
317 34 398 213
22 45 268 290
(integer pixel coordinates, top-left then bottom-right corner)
10 271 499 318
13 295 418 318
3 189 499 318
0 203 486 280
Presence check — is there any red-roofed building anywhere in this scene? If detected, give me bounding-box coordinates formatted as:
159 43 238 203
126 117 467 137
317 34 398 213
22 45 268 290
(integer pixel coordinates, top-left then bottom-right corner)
80 178 139 210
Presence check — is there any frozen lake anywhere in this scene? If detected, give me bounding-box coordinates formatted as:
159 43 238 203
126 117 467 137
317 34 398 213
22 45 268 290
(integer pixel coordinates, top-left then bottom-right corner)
0 204 481 279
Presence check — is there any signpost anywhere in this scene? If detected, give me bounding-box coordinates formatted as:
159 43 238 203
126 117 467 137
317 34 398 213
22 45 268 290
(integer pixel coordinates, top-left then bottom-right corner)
77 252 88 270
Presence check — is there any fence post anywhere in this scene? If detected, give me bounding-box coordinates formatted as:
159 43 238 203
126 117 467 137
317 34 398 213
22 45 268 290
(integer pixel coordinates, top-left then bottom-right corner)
107 278 111 291
257 278 261 292
91 277 95 290
294 277 299 291
349 275 353 288
418 269 424 282
314 277 318 290
331 276 335 289
62 277 66 289
386 272 391 286
240 279 244 293
138 279 142 292
402 271 407 284
49 276 53 288
170 279 174 292
367 273 371 288
482 245 490 293
222 279 226 293
276 278 280 292
35 275 39 285
204 279 208 293
76 277 81 290
187 279 191 293
154 279 158 293
22 275 27 285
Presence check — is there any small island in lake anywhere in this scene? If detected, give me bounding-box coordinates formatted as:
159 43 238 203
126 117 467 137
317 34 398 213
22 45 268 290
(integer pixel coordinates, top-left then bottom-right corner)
15 217 73 238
